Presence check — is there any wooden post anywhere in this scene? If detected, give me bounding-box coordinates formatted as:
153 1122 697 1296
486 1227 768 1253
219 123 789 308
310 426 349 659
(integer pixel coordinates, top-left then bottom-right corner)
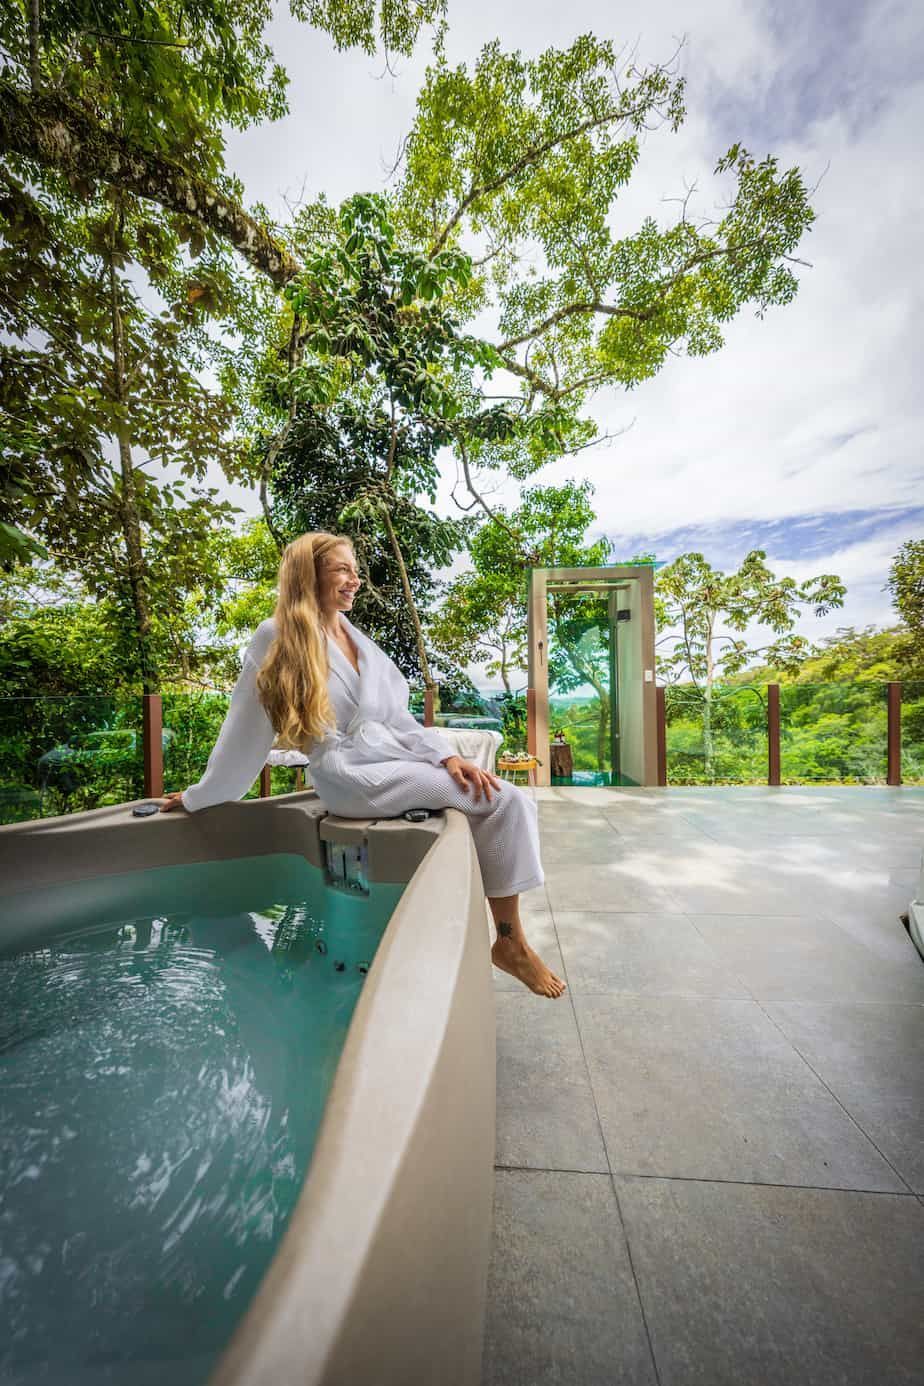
423 687 435 727
260 765 272 798
295 767 304 791
768 683 781 786
887 681 902 786
526 687 537 758
656 686 667 787
142 693 163 799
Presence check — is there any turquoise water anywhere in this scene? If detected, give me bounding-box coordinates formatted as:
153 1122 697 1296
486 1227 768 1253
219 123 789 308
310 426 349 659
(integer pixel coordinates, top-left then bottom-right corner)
0 853 402 1386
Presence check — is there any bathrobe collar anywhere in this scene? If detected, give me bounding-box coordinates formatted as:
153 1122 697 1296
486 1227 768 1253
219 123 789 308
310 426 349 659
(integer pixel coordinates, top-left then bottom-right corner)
325 613 363 697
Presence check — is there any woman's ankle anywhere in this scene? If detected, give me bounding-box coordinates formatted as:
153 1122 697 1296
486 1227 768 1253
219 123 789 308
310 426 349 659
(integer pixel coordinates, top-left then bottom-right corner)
493 919 525 945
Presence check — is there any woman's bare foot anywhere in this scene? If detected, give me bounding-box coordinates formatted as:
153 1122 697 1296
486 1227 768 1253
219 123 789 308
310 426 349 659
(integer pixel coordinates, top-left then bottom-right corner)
491 936 567 998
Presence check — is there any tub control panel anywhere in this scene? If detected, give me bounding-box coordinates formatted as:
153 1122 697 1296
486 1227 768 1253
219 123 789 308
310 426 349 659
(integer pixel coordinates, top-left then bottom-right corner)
323 838 369 895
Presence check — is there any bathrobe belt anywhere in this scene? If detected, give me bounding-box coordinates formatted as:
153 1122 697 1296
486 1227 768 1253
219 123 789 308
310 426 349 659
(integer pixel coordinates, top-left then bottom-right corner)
314 714 418 766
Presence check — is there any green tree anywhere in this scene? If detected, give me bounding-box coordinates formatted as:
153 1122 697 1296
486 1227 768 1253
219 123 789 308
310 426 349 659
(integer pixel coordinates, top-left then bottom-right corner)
0 0 444 655
429 569 523 694
267 406 467 681
887 539 924 665
0 179 258 689
0 0 442 283
3 12 820 713
397 36 816 415
784 625 918 684
657 550 845 779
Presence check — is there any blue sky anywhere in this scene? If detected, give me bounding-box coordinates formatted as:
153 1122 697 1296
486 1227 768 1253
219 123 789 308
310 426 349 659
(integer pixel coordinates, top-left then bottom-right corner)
611 506 924 573
214 0 923 669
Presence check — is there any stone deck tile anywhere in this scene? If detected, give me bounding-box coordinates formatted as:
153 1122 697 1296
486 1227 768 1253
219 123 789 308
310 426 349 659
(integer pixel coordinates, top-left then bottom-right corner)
483 786 924 1385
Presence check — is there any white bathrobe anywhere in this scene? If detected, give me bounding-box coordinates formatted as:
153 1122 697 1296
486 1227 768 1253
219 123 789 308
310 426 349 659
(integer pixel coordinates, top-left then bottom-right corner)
182 615 543 897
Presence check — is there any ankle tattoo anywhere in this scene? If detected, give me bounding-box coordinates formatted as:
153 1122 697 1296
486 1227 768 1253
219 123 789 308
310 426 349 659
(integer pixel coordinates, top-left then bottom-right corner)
497 921 514 938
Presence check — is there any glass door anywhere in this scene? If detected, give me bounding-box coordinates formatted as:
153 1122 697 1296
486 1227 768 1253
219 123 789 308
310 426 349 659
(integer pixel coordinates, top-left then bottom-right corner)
546 589 619 786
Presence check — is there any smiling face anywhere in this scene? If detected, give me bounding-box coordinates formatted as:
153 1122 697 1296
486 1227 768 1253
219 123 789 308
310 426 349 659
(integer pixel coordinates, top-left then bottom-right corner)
317 542 362 618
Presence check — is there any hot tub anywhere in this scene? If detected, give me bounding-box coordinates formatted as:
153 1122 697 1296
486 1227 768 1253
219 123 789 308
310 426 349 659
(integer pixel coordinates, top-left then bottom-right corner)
0 792 495 1386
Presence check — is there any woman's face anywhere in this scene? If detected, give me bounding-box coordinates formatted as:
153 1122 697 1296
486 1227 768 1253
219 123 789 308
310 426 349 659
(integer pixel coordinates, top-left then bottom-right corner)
317 543 361 615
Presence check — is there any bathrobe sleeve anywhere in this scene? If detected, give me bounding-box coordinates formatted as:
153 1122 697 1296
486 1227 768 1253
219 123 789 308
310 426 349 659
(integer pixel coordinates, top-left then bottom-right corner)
182 626 278 813
388 704 456 768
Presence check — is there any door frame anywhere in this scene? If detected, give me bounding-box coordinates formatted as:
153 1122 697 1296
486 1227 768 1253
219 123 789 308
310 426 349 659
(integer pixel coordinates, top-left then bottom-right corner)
526 565 658 788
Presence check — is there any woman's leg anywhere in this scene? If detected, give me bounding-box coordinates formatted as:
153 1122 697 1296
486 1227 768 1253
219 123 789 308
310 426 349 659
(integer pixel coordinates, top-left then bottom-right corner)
488 893 566 999
329 765 565 999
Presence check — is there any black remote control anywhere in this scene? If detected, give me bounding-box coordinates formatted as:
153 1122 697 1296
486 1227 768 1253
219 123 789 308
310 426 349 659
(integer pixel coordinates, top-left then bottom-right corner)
132 803 160 817
403 808 430 822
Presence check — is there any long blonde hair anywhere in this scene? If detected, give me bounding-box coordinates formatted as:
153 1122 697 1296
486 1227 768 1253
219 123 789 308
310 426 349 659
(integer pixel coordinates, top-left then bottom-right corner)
255 531 354 751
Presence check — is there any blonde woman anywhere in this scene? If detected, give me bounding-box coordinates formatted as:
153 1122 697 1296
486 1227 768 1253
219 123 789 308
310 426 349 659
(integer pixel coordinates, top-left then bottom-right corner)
160 532 565 999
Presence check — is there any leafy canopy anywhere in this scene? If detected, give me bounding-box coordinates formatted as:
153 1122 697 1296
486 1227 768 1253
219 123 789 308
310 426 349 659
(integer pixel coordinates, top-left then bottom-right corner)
657 550 846 688
396 35 817 409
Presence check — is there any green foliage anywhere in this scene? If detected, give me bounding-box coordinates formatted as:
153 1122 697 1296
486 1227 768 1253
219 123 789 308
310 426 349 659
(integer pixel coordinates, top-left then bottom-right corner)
660 625 924 786
786 624 919 684
431 480 609 691
264 405 468 679
657 550 846 686
656 549 845 780
397 36 816 409
0 144 275 687
887 539 924 664
0 584 127 695
288 0 445 56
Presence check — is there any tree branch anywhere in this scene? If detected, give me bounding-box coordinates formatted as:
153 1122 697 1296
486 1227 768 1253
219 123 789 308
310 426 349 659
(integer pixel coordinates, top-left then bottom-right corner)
430 90 662 256
496 239 769 355
498 298 651 352
79 29 192 49
29 0 41 91
453 435 525 549
0 81 299 285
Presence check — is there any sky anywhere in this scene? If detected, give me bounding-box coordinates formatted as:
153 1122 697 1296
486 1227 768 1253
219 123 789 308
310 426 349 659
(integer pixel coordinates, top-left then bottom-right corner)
213 0 923 676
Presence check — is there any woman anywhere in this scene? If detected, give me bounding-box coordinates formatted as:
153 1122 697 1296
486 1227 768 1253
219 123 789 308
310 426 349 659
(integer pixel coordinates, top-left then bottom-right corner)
160 532 566 999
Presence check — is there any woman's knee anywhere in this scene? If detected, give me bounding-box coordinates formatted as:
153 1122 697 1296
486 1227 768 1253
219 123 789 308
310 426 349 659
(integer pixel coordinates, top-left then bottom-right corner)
487 780 535 822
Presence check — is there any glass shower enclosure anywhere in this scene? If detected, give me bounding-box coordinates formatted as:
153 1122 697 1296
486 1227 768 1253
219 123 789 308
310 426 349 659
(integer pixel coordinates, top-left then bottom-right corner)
527 565 659 789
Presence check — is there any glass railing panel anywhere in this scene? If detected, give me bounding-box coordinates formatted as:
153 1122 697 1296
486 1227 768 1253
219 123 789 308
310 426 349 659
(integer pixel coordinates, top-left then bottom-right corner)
663 684 769 785
161 689 232 796
162 691 310 800
779 681 889 784
0 695 143 824
901 679 924 785
410 683 522 755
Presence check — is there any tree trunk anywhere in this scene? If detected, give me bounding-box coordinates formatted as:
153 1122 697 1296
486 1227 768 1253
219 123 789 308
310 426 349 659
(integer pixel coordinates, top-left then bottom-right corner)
703 622 715 780
28 0 41 91
258 314 303 554
702 681 714 781
381 408 437 697
596 691 609 771
382 507 435 694
108 208 159 694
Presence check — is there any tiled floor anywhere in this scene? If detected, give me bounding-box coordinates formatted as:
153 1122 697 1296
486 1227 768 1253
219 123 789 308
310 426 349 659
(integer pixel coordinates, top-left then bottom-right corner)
481 786 924 1386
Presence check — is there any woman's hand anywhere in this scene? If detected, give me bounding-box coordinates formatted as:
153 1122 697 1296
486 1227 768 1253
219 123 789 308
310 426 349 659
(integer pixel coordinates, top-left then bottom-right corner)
158 791 186 813
440 755 502 803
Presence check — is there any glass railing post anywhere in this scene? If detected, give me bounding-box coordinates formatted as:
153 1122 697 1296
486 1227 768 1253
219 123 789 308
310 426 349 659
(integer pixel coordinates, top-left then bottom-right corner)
656 686 667 786
768 684 781 786
526 688 536 758
142 694 163 800
887 682 902 786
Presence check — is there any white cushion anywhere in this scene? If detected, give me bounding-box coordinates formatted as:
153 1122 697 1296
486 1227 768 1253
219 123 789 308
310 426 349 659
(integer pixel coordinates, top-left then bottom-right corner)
438 727 503 771
266 748 311 767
